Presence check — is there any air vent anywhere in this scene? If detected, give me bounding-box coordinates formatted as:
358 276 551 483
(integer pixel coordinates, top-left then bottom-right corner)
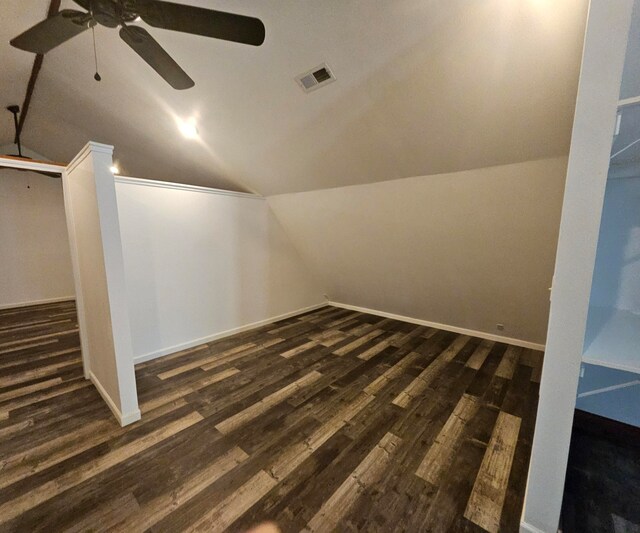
296 63 336 93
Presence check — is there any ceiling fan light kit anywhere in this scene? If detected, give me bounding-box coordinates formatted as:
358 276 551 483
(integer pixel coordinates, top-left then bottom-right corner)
9 0 265 90
176 116 198 138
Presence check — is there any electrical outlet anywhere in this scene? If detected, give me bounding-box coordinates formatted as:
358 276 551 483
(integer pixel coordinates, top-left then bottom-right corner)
496 324 505 331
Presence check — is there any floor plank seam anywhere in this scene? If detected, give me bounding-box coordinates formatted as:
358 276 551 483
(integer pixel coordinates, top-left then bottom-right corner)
0 303 541 533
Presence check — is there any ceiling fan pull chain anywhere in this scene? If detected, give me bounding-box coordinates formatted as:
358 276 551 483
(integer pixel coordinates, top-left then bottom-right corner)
92 24 101 82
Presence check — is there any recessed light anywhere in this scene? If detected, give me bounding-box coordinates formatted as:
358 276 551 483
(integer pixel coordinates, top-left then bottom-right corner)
177 117 199 139
110 165 119 174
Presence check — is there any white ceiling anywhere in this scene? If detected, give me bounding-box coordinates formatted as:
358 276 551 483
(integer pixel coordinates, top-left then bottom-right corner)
1 0 588 195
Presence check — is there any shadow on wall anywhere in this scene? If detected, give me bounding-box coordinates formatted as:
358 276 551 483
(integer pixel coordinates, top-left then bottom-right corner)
226 195 325 333
580 176 640 428
584 176 640 349
264 207 326 318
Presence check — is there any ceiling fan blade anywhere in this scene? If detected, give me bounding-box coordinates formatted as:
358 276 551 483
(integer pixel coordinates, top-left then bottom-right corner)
72 0 91 10
136 0 265 46
119 26 194 89
10 9 91 54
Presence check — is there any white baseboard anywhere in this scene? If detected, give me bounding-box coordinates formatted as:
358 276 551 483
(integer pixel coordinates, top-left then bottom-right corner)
328 301 546 351
89 371 141 427
520 521 548 533
0 296 75 311
133 302 328 365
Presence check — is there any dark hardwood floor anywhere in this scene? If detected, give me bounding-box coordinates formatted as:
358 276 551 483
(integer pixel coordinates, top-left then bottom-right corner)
0 302 542 532
562 410 640 533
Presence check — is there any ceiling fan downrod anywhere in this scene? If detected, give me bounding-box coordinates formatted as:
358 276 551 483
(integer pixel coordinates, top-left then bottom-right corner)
2 105 61 178
6 105 23 157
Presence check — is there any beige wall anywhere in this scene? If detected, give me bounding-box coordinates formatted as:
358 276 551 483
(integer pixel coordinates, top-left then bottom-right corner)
0 168 74 309
269 157 568 346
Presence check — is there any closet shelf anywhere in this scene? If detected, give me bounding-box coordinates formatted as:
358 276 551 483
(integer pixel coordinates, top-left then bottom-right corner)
618 95 640 108
583 308 640 374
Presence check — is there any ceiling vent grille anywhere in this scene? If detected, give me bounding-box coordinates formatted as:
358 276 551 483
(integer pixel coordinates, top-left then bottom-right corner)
296 63 336 93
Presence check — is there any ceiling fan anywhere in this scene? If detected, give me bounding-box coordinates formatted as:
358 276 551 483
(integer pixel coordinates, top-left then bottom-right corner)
9 0 265 90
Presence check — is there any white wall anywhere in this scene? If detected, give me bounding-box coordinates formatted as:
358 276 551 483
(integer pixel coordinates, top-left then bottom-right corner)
63 143 140 426
268 157 568 347
0 167 75 309
522 1 634 531
114 178 324 363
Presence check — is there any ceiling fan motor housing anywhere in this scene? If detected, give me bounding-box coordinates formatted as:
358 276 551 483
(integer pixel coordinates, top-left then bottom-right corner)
91 0 138 27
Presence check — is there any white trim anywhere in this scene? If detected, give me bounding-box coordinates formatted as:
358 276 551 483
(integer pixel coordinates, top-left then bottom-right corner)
119 408 141 426
89 371 141 427
0 296 75 311
328 301 546 351
0 156 65 174
62 160 91 379
66 141 113 173
114 175 263 200
133 302 328 364
520 521 547 533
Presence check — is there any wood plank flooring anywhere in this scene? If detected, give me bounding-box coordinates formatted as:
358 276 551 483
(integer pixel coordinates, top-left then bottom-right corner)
561 410 640 533
0 302 542 532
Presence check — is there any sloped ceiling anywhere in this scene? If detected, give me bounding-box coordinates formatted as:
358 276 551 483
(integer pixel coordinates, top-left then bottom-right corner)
1 0 587 195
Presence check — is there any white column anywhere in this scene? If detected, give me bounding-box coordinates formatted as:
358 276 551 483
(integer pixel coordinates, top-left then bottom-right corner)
520 1 633 532
62 142 140 426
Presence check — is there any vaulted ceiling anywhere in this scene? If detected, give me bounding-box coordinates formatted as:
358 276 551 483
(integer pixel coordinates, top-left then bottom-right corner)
1 0 588 195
